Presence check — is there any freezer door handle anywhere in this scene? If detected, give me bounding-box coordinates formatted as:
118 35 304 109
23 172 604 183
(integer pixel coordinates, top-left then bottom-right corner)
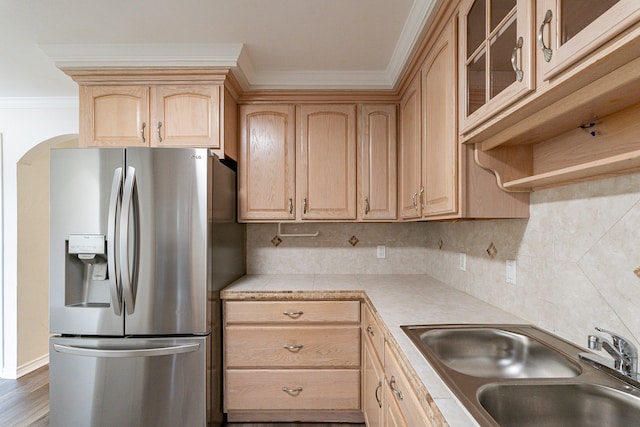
120 166 137 315
52 343 200 358
107 167 123 315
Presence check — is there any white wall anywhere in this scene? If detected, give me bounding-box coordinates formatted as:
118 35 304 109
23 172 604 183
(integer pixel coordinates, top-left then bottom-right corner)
247 172 640 353
0 98 78 378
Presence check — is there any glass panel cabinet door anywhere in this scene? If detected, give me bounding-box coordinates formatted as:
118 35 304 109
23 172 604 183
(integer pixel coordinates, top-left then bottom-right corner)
460 0 535 134
537 0 640 79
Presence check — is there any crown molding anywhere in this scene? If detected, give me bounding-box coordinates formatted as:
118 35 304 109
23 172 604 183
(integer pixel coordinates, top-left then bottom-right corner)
386 0 441 88
39 43 244 68
39 0 437 93
41 42 399 90
0 97 78 109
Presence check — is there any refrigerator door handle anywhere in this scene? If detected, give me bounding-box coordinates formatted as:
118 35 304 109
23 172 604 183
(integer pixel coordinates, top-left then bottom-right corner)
107 167 123 315
52 343 200 358
120 166 137 315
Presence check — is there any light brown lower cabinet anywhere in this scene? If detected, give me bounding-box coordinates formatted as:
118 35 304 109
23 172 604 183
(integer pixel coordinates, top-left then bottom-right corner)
362 304 435 427
362 309 384 427
384 343 435 427
223 300 362 423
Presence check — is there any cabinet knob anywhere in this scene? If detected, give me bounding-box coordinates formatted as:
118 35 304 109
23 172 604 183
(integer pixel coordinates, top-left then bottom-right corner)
538 9 553 62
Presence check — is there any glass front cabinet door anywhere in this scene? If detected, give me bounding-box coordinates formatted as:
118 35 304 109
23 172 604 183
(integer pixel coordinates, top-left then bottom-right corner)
459 0 535 134
536 0 640 79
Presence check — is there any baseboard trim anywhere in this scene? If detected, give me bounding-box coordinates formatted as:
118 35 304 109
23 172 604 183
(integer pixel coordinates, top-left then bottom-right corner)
12 354 49 379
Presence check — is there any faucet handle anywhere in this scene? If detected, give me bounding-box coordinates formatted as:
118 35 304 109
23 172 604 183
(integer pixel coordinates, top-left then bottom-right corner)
594 327 637 356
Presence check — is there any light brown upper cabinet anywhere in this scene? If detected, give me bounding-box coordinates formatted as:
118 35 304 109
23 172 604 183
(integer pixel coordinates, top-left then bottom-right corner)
398 75 422 220
358 105 397 221
238 104 296 221
81 84 221 148
422 18 458 217
79 85 150 147
537 0 640 80
151 85 221 147
399 4 529 220
65 68 239 160
297 104 357 221
459 0 535 135
464 0 640 192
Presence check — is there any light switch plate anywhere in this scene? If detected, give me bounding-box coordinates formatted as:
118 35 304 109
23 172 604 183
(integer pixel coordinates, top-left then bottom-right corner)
506 260 517 284
377 245 386 259
459 253 467 271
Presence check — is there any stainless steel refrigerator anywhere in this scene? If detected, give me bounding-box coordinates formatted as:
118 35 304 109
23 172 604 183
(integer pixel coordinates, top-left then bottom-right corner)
49 147 244 427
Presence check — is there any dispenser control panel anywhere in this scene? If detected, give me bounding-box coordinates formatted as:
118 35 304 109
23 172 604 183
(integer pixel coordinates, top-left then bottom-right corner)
68 234 105 254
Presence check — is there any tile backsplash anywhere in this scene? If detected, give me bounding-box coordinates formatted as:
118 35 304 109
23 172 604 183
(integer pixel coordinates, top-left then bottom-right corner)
246 172 640 349
247 222 430 275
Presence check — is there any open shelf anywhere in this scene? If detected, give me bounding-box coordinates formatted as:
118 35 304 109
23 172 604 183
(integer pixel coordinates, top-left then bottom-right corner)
503 149 640 191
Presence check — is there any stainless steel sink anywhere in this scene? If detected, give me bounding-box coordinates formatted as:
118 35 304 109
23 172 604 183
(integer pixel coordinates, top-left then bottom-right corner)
478 383 640 427
401 324 640 427
418 328 580 378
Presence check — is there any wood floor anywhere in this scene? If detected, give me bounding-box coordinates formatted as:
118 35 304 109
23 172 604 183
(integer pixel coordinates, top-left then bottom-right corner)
0 366 364 427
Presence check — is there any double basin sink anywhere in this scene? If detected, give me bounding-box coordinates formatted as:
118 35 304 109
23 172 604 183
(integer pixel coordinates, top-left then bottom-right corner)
401 324 640 426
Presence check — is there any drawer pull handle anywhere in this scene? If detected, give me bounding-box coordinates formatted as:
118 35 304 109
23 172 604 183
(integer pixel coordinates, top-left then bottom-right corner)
282 344 304 351
375 380 382 408
283 311 304 318
282 386 303 394
366 325 375 336
390 376 404 400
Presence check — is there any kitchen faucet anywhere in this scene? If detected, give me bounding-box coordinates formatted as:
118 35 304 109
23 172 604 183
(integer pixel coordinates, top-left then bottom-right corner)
579 327 638 381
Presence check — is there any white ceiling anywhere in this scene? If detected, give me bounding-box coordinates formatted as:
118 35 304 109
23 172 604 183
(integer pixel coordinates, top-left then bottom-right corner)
0 0 439 98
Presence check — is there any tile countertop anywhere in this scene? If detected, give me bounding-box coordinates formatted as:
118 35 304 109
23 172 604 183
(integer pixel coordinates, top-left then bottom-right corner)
220 274 527 427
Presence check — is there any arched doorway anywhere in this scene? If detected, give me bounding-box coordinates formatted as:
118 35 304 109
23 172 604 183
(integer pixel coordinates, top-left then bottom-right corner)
15 135 78 374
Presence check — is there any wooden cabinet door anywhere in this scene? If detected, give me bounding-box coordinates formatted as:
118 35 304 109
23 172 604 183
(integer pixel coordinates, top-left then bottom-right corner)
151 85 221 147
363 339 384 427
459 0 535 135
537 0 640 80
358 104 397 221
422 19 458 217
80 86 149 147
398 75 422 220
297 104 357 220
384 386 408 427
238 105 296 221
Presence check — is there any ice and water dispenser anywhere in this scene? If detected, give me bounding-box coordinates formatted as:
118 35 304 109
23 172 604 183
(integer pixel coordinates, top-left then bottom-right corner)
65 234 110 307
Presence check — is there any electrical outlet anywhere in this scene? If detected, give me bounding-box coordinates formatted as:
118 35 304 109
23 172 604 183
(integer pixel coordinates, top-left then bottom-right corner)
506 260 517 284
459 253 467 271
377 245 386 259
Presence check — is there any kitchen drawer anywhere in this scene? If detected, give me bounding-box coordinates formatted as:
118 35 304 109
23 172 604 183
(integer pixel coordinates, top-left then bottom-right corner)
225 369 360 411
363 304 384 362
225 300 360 324
384 343 431 426
226 325 360 368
